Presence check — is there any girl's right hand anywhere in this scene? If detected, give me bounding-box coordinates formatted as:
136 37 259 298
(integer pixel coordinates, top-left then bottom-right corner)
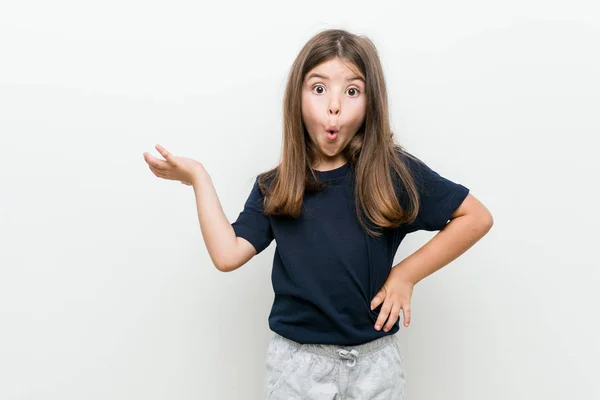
143 144 205 186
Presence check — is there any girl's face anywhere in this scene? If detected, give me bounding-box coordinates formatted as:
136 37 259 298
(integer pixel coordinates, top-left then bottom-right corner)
301 57 367 170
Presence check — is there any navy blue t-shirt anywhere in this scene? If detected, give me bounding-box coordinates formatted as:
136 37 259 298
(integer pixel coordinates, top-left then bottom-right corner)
231 150 469 346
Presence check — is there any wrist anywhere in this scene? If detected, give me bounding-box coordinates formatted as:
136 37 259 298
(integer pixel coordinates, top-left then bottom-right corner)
191 166 209 187
391 263 418 286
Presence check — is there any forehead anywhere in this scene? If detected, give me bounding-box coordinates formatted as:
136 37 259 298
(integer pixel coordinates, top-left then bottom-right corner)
304 58 365 83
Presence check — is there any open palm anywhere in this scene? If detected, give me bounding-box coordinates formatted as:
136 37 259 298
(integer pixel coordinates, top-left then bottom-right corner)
143 144 204 186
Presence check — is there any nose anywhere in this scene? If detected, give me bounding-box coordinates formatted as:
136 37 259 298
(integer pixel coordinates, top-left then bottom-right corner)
328 102 340 116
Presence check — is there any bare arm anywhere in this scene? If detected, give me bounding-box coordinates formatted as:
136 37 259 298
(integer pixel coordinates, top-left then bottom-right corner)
143 144 256 272
191 169 257 272
370 193 493 332
393 193 493 285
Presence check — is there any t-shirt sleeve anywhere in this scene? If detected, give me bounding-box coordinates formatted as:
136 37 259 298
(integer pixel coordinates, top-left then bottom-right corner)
231 176 274 254
400 152 470 233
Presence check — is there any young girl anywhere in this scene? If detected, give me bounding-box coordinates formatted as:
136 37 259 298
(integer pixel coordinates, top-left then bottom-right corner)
143 29 493 400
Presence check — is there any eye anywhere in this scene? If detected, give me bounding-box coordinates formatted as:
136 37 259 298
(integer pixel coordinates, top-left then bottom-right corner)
312 84 326 94
347 87 360 97
311 84 361 97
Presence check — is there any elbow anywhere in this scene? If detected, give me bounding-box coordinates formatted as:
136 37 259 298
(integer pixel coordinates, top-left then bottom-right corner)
215 260 233 273
479 211 494 234
472 200 494 233
461 209 493 236
484 209 494 228
213 236 251 273
216 254 243 273
212 253 234 273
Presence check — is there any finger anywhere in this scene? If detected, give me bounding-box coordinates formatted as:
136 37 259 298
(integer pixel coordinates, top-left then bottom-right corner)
374 298 392 331
155 144 176 165
370 286 387 310
383 302 402 332
148 165 167 179
402 303 411 327
144 152 170 170
370 294 383 311
148 165 163 178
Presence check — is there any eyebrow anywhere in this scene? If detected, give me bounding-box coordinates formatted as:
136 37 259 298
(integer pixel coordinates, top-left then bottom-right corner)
306 72 365 84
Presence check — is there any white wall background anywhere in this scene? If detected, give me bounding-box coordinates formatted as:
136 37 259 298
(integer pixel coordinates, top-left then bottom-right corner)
1 0 598 399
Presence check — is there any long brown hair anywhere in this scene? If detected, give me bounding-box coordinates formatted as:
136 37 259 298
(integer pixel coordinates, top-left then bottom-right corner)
256 28 421 238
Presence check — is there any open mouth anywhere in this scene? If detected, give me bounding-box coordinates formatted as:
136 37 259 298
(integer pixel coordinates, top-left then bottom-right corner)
326 129 338 140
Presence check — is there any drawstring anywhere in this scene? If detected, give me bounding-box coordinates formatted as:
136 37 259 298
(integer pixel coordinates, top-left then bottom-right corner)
337 348 359 367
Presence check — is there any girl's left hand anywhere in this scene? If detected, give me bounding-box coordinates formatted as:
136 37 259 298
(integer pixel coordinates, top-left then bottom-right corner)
370 268 415 332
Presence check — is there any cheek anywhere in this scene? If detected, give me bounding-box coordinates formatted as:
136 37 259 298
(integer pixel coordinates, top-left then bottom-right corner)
348 100 367 125
301 95 320 126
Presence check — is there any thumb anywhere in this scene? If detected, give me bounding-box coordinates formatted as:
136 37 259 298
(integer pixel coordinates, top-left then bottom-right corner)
156 144 176 165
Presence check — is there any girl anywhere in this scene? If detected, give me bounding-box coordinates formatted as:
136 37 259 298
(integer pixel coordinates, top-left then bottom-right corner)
143 29 493 400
